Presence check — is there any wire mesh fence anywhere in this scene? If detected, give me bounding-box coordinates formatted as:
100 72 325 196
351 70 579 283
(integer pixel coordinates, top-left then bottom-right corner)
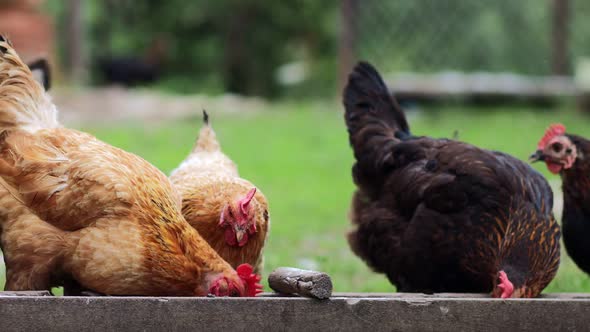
352 0 590 77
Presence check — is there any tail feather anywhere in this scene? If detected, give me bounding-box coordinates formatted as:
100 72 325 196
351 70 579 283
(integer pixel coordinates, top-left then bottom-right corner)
27 58 52 92
191 110 220 153
343 61 410 176
0 36 59 134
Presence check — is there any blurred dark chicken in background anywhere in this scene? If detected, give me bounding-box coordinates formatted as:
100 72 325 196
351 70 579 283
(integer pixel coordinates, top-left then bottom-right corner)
96 37 167 87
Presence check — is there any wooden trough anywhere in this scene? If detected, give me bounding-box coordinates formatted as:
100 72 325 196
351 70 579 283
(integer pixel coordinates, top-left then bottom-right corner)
1 292 590 331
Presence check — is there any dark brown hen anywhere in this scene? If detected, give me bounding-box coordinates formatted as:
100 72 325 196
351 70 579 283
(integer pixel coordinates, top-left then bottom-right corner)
531 124 590 275
344 62 560 297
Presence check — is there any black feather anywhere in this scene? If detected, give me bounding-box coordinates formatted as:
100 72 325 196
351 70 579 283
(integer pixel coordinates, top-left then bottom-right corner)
559 134 590 275
27 58 51 91
343 61 413 192
0 35 7 53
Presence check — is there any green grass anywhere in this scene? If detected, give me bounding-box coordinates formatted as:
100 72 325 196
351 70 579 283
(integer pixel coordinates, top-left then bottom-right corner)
2 100 590 294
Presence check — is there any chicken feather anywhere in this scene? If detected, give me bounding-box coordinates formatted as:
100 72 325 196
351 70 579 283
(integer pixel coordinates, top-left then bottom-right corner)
344 62 560 298
0 36 261 296
531 126 590 277
170 111 270 273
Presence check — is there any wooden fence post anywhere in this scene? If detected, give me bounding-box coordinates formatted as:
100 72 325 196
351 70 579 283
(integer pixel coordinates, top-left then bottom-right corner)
338 0 358 93
65 0 85 82
551 0 569 75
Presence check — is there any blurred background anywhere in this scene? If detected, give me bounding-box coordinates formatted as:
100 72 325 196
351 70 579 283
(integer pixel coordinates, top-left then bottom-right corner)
1 0 589 293
8 0 590 98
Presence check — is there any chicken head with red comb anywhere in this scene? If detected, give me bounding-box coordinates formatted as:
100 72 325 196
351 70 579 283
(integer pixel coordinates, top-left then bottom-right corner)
219 188 259 247
530 123 577 174
537 124 566 150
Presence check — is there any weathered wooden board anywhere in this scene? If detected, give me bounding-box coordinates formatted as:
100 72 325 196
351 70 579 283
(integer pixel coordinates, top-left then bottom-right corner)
1 293 590 332
0 290 52 297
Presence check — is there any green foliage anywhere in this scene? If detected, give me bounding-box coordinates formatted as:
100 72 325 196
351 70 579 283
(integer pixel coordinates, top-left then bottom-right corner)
2 101 590 293
46 0 339 97
42 1 590 96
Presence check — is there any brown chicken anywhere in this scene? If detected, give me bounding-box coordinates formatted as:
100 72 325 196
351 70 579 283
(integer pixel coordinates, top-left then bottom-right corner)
344 62 560 297
170 112 269 273
0 36 262 296
530 124 590 276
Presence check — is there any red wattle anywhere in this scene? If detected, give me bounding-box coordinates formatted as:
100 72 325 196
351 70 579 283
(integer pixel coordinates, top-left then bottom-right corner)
546 162 562 174
225 228 237 246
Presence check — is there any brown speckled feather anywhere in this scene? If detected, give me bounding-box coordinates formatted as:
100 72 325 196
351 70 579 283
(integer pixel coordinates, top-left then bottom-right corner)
0 188 69 290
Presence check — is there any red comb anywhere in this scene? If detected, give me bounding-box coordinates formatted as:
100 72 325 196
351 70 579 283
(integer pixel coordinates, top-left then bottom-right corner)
237 263 263 297
537 124 566 149
239 188 257 216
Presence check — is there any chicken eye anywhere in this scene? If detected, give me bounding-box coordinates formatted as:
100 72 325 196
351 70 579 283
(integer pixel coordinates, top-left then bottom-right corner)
552 142 563 153
230 289 239 297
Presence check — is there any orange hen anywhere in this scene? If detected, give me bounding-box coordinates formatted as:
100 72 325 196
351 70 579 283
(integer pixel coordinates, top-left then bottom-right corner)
0 36 262 296
170 111 270 273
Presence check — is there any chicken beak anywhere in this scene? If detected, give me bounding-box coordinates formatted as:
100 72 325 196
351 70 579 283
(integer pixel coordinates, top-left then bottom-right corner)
235 229 245 243
529 150 544 163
